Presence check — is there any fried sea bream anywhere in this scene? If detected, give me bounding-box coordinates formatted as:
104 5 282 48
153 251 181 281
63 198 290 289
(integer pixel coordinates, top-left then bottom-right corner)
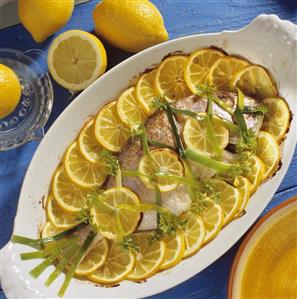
107 91 263 230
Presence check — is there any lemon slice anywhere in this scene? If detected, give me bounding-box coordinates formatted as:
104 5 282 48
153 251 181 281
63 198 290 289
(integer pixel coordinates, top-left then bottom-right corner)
231 65 277 99
90 187 141 239
52 167 90 213
213 179 241 226
136 69 159 115
183 117 229 156
209 56 250 91
78 119 103 163
160 231 185 270
234 176 252 217
95 101 131 152
202 203 224 244
256 131 280 180
76 236 109 276
245 154 265 194
64 142 107 189
127 232 166 281
48 30 107 91
46 194 80 229
138 149 184 192
117 86 147 127
88 240 135 285
155 55 192 101
262 97 291 143
183 213 205 258
41 222 64 238
184 48 225 93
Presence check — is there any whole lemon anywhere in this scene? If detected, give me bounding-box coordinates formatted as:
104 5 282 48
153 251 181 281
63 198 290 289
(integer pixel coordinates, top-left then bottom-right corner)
18 0 74 43
0 64 22 119
93 0 168 53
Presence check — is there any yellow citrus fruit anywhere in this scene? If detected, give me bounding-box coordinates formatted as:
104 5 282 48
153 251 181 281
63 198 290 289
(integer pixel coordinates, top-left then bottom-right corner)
95 101 131 152
138 149 184 192
48 30 107 91
46 194 80 229
209 56 250 91
183 213 205 258
160 231 185 270
183 116 229 156
136 69 159 115
75 236 109 276
41 222 64 238
213 179 241 226
262 97 291 143
201 203 224 244
155 56 192 101
78 119 103 163
0 64 21 119
256 131 280 180
127 232 166 281
231 65 277 99
88 240 135 285
117 86 147 127
93 0 168 53
245 154 265 194
52 167 90 213
18 0 74 43
184 48 225 93
234 176 252 217
90 187 141 239
64 142 107 189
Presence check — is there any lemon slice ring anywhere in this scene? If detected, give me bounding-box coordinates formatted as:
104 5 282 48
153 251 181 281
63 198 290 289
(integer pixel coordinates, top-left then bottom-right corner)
138 148 184 192
90 187 141 239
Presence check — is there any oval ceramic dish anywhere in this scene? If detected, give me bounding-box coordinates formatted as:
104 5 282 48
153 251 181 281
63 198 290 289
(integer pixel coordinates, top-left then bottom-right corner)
1 14 297 299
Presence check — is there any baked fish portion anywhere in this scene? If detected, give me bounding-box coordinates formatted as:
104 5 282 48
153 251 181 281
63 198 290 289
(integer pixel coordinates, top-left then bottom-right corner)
108 91 263 230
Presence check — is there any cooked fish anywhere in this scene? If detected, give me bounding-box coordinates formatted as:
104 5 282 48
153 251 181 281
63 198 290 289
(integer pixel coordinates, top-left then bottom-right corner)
107 91 262 230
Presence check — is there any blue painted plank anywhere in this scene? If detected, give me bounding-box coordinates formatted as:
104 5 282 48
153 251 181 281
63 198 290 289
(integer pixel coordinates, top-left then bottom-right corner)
0 0 297 298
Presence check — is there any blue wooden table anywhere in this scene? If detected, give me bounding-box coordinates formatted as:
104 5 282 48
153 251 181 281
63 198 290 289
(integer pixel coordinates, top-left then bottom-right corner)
0 1 296 298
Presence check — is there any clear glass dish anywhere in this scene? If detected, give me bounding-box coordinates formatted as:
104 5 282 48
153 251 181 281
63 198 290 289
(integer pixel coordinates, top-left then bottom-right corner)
0 48 53 150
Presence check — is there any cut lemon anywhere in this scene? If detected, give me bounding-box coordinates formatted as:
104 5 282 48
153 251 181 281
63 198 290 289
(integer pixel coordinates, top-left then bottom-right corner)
155 55 192 101
234 176 252 217
160 230 185 270
95 101 131 152
88 240 135 285
184 48 225 93
183 117 229 156
231 65 277 99
262 97 291 143
64 142 107 189
182 213 205 258
209 56 250 91
127 232 166 281
117 86 147 127
52 167 90 213
76 236 108 276
78 119 103 163
46 194 80 229
48 30 107 91
41 222 64 238
245 154 265 194
136 69 159 115
256 131 280 180
138 149 184 192
202 203 224 244
90 187 141 239
213 179 241 226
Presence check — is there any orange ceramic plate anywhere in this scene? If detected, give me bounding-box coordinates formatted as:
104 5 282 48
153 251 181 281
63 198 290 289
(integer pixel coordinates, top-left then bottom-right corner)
228 197 297 299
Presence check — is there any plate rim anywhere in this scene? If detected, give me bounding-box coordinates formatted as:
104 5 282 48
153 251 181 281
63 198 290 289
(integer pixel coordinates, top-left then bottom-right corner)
228 196 297 299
